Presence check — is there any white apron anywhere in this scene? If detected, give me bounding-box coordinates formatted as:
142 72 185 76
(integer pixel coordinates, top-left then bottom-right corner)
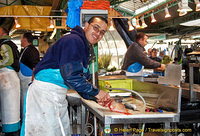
21 79 70 136
0 67 20 132
18 48 33 119
18 69 32 119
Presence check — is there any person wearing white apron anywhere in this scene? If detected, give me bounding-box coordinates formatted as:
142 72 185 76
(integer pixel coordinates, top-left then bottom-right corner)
21 16 110 136
0 27 20 135
18 32 40 120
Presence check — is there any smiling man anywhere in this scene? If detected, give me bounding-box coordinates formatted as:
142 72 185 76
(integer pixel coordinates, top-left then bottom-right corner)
21 16 110 136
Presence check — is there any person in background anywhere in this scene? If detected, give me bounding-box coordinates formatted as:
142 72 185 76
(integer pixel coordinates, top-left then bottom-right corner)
21 16 110 136
122 32 165 81
19 32 40 119
149 48 161 62
0 27 20 136
182 48 200 83
158 50 165 60
147 48 152 57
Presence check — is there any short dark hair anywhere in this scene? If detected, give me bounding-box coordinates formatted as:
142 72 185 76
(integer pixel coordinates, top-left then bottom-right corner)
23 32 33 44
1 27 9 35
152 48 157 52
135 32 147 43
88 16 108 25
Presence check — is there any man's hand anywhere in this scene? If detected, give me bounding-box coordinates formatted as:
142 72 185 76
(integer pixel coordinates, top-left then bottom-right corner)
95 90 111 106
156 64 165 71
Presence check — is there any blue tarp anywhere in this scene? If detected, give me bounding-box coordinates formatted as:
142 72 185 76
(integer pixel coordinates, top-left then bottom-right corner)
66 0 83 28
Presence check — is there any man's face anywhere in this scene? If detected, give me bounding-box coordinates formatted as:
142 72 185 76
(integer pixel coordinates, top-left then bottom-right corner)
152 50 157 58
148 48 152 55
84 18 108 45
21 35 26 47
139 35 148 47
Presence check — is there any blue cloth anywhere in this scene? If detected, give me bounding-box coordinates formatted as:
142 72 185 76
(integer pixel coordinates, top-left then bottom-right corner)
35 69 69 89
20 88 28 136
154 71 165 76
127 62 142 73
2 121 20 133
34 26 99 99
6 66 14 70
20 62 33 76
66 0 83 28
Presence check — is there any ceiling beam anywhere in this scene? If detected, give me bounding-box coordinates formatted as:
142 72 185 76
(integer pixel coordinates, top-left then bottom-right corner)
21 0 41 5
51 0 63 10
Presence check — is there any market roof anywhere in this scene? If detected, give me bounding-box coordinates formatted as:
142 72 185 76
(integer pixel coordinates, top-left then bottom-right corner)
0 0 200 39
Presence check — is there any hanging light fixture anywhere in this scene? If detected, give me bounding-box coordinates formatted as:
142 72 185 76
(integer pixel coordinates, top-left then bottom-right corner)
150 12 156 23
165 4 171 18
136 18 141 28
15 17 21 28
131 18 137 27
179 10 188 16
141 15 147 28
177 0 192 12
128 18 135 31
49 17 55 28
109 19 115 31
177 2 188 16
194 0 200 11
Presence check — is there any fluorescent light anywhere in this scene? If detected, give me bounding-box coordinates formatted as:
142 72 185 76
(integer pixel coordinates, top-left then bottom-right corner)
192 35 200 39
180 19 200 26
50 28 57 39
135 0 165 15
33 33 40 36
35 31 41 34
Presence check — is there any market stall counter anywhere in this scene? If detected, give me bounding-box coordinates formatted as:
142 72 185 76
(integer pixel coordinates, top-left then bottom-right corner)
81 79 182 136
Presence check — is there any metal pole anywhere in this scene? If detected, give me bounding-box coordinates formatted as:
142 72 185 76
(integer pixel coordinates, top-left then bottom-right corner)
92 60 95 85
94 115 97 136
189 64 196 102
81 104 86 135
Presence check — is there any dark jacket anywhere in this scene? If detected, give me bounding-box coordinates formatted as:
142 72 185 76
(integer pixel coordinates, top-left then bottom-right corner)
122 42 161 70
20 44 40 69
149 56 161 63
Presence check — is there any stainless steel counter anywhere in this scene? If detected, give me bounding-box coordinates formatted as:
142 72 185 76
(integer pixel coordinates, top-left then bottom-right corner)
81 97 180 136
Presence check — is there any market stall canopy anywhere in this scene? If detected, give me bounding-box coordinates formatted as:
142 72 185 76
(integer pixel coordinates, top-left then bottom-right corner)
0 5 53 31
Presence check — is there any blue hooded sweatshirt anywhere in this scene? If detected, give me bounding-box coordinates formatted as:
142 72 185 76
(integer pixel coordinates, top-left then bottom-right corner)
34 26 99 100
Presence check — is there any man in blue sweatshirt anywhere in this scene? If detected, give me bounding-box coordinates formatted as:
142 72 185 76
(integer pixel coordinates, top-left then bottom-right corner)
21 16 110 136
